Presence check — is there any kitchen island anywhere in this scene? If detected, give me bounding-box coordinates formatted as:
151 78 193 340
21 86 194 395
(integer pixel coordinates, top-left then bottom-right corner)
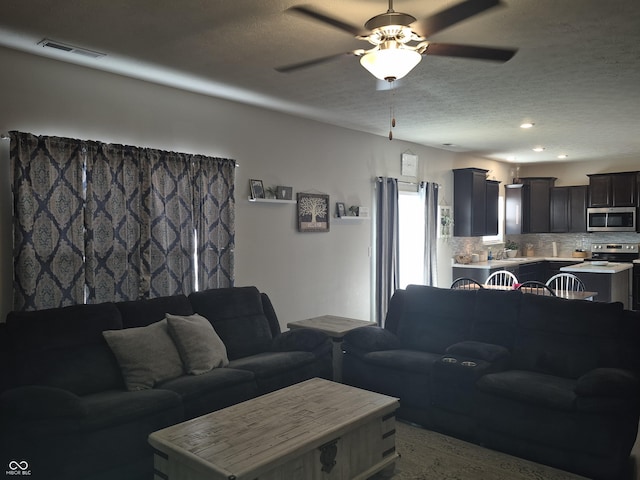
560 262 633 308
452 257 583 284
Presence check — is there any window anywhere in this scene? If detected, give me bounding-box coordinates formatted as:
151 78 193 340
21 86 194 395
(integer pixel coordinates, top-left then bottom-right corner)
483 195 505 244
398 190 425 289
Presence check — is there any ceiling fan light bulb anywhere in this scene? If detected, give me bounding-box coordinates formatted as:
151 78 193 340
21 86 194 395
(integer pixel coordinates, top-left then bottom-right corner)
360 48 421 81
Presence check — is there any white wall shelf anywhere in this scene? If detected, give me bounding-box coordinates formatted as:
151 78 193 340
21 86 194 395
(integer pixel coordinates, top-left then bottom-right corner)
334 216 370 221
248 197 296 204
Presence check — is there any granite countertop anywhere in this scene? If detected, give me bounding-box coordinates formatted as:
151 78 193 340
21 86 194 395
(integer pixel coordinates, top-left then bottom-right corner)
452 256 584 269
560 262 634 274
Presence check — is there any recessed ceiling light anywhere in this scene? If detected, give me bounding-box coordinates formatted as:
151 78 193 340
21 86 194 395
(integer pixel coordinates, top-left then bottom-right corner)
520 122 535 129
532 147 545 152
557 154 568 159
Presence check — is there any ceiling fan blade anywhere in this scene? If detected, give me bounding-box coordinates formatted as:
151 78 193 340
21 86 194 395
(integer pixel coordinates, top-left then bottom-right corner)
287 5 368 37
426 43 517 62
275 52 354 73
414 0 504 38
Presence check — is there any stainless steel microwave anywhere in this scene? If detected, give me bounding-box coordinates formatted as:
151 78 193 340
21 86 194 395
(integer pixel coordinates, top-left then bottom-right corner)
587 206 637 232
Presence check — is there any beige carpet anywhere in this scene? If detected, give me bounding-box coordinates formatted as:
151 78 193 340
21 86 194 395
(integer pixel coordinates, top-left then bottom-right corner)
371 421 589 480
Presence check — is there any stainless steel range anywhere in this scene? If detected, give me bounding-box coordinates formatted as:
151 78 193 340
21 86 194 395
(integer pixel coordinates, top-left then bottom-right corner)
589 243 640 262
588 243 639 310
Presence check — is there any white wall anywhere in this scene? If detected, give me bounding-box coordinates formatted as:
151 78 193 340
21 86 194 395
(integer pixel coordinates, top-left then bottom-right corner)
0 46 491 326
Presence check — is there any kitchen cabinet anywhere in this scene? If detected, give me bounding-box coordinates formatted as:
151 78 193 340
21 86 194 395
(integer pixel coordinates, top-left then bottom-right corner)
452 265 518 284
546 261 579 281
587 172 637 207
633 264 640 310
505 177 556 234
485 180 500 236
550 185 588 233
518 261 545 282
453 168 499 237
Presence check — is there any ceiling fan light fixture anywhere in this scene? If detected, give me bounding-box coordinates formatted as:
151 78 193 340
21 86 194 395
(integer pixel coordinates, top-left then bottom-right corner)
360 46 422 81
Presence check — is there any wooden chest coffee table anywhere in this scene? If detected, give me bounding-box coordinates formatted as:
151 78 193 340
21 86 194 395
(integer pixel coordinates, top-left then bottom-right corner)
149 378 399 480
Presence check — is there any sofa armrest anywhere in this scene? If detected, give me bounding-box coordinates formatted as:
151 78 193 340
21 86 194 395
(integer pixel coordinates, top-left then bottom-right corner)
0 386 88 421
343 326 401 357
271 328 331 355
446 341 510 363
575 368 640 398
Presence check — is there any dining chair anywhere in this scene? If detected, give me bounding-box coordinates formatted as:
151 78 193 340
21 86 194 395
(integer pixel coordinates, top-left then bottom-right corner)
485 270 518 287
517 281 557 296
450 277 484 290
546 273 585 292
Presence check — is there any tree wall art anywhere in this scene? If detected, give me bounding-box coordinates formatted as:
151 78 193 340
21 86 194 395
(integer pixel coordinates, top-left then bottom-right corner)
297 193 329 232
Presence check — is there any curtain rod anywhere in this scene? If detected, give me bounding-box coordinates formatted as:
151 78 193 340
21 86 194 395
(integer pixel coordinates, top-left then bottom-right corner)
374 178 441 187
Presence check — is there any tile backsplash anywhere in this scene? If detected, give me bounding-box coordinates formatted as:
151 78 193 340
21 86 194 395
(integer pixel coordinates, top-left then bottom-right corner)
450 232 640 258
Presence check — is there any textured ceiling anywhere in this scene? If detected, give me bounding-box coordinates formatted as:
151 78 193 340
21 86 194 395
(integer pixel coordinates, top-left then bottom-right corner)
1 0 639 164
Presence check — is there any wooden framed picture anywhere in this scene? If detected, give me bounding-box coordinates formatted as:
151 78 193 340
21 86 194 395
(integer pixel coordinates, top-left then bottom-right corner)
297 193 330 232
249 179 265 199
336 202 346 218
276 186 293 200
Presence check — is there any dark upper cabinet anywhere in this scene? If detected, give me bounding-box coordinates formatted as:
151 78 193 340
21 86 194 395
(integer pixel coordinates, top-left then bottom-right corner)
505 177 556 234
526 178 556 232
550 185 588 233
453 168 499 237
505 184 524 234
588 172 637 207
485 180 500 236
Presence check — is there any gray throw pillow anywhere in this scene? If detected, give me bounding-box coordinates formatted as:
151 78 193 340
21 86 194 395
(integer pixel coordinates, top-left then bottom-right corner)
166 313 229 375
102 319 184 391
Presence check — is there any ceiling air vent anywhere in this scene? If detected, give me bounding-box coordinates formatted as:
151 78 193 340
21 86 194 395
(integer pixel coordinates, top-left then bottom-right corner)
37 39 106 59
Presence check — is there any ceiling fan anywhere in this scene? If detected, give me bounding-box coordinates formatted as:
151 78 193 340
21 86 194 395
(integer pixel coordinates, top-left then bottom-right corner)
276 0 518 82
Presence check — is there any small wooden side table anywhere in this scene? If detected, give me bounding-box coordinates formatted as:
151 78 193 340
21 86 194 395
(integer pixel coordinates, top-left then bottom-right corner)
287 315 374 382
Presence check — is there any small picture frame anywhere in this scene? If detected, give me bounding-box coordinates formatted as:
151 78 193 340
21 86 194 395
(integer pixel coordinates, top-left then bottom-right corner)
297 193 330 232
336 202 346 218
358 206 370 218
276 186 293 200
250 179 265 199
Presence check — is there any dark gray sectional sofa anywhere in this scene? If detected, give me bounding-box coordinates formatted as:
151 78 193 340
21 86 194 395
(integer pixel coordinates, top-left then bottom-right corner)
342 284 640 480
0 286 332 480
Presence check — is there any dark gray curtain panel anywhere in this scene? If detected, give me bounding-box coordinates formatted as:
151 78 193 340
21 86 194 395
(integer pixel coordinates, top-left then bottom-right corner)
375 177 399 326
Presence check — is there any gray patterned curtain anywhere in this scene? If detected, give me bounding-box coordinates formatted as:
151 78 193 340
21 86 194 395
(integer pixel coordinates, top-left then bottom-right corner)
85 143 145 302
143 149 196 298
192 156 235 290
11 131 235 310
11 132 86 310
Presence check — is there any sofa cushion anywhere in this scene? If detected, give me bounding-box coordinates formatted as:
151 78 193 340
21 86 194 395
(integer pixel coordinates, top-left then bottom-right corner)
476 370 577 411
398 285 475 353
228 351 317 377
356 349 442 375
116 294 194 328
0 386 88 420
512 295 624 378
166 313 229 374
575 368 640 398
470 289 521 347
103 319 184 391
188 287 274 360
446 341 510 363
6 303 124 395
158 367 256 419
